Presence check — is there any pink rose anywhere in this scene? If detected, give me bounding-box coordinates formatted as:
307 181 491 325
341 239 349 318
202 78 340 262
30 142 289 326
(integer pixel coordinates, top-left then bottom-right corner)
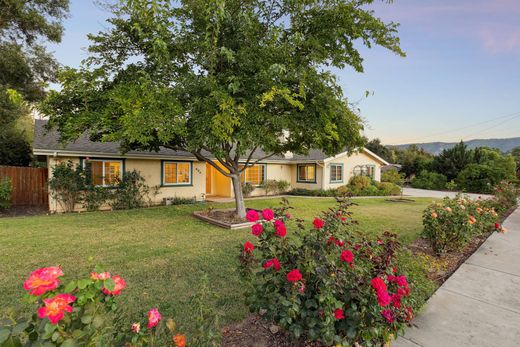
334 308 345 320
102 275 126 296
340 249 354 263
147 308 161 328
24 266 64 296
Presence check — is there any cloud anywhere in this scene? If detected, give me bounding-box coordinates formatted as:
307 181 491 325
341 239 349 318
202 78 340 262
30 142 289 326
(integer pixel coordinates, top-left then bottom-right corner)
372 0 520 55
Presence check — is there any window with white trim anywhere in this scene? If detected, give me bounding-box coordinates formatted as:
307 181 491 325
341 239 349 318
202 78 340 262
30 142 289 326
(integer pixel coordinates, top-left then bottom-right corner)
240 164 266 186
84 159 123 186
297 164 316 183
163 161 192 185
353 165 376 179
330 164 343 183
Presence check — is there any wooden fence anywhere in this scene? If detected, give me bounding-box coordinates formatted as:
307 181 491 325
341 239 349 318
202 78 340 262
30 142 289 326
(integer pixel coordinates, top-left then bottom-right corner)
0 166 48 207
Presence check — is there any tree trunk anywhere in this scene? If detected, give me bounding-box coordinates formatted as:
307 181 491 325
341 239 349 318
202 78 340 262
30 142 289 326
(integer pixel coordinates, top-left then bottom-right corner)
231 173 246 218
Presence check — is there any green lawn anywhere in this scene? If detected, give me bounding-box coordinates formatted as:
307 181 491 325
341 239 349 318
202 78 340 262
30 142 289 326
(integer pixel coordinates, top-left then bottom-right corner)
0 197 435 334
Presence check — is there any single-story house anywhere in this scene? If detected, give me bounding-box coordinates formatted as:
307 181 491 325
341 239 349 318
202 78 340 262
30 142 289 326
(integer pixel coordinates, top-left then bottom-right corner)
33 120 389 212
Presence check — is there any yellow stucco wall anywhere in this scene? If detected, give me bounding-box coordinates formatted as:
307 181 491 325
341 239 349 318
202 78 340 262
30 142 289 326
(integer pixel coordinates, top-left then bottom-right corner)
247 162 293 197
47 156 205 213
322 151 383 190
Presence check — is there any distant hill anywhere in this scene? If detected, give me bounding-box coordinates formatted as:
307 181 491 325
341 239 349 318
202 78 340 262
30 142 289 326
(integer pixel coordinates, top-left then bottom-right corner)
390 137 520 155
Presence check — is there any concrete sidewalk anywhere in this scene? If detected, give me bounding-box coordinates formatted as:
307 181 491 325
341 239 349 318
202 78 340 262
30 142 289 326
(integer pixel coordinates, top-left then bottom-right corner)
394 207 520 347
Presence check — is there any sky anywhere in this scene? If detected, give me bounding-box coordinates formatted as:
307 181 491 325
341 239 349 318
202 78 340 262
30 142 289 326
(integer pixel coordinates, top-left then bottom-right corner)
47 0 520 145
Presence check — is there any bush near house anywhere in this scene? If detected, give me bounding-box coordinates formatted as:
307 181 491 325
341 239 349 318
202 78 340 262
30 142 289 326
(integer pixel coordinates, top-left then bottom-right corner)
0 177 13 210
264 179 290 196
240 199 428 345
338 176 401 196
381 169 404 186
411 170 447 190
484 180 519 214
48 161 153 212
422 195 499 255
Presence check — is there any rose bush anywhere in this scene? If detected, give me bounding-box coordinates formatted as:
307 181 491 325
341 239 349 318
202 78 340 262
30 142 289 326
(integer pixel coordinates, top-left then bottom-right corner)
422 195 500 255
0 266 186 347
239 198 421 346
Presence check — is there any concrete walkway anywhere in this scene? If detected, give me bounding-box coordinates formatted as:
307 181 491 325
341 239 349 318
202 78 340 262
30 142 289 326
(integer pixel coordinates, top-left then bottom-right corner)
402 187 492 200
394 207 520 347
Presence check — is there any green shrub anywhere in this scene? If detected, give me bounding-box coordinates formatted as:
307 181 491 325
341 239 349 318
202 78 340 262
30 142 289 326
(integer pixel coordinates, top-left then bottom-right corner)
411 170 447 190
381 169 404 185
348 175 373 191
110 170 149 210
240 199 425 345
265 179 290 195
359 184 380 196
48 161 86 212
422 196 498 255
166 196 198 205
377 182 402 196
0 177 12 210
242 182 254 197
83 186 111 212
486 180 519 214
287 188 337 197
445 180 457 191
456 164 507 193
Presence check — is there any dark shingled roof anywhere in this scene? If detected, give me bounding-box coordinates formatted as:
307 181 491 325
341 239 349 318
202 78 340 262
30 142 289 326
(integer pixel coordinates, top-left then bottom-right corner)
33 119 329 162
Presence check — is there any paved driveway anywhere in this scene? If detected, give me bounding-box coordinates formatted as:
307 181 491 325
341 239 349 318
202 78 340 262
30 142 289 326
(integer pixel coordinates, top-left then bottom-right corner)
393 207 520 347
402 187 492 200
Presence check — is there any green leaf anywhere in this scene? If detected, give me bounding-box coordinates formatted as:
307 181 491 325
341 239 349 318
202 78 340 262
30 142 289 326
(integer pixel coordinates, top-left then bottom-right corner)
11 322 28 336
0 328 10 343
81 315 93 324
51 331 60 341
61 339 77 347
44 323 56 334
103 278 115 292
77 279 91 289
64 280 77 293
92 315 104 329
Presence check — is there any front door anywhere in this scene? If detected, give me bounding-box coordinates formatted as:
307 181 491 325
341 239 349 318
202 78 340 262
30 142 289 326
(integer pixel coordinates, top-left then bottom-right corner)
205 163 212 194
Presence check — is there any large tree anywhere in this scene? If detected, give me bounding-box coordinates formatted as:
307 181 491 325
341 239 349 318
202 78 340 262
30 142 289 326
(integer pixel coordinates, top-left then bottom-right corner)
41 0 404 217
0 0 69 165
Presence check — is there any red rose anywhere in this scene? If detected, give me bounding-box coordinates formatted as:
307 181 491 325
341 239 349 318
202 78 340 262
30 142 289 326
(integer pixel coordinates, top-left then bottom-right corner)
262 209 274 221
251 223 263 236
275 222 287 237
404 307 414 322
287 269 302 282
377 290 391 307
313 218 325 229
394 275 408 288
495 223 501 229
246 210 259 222
381 309 394 323
243 241 254 253
391 294 401 308
340 249 354 263
263 258 281 271
371 277 387 293
334 308 345 320
398 286 410 297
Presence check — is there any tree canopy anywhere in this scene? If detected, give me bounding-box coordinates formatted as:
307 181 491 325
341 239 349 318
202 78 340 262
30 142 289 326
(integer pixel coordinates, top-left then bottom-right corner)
41 0 404 216
0 0 70 166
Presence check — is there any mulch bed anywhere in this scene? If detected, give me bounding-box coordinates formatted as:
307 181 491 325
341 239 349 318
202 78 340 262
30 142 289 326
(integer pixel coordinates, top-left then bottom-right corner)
222 315 322 347
201 209 249 224
0 206 48 218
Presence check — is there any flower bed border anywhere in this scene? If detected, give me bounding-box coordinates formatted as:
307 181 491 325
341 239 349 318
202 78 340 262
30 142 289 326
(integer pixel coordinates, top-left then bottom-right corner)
193 208 255 229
